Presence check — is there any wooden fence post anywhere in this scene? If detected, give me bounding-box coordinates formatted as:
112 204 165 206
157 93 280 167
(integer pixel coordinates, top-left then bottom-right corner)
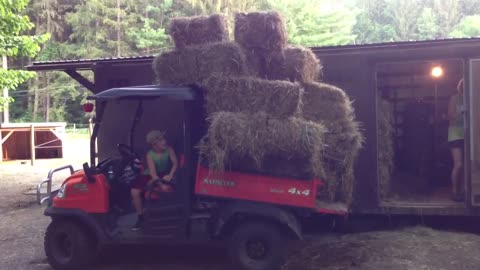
30 124 35 166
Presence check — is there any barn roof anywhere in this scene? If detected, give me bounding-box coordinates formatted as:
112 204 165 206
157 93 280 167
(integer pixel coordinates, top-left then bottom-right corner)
26 37 480 72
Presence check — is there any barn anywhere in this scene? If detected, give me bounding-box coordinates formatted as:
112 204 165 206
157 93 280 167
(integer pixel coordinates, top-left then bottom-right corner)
27 37 480 216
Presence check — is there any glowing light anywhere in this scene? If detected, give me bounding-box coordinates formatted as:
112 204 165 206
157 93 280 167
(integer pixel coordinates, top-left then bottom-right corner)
431 66 443 78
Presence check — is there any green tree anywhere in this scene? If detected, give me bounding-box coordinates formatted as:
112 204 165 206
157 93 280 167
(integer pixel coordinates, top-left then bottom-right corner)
450 15 480 38
65 0 137 58
264 0 357 46
127 0 176 54
432 0 462 37
352 0 396 44
0 0 49 106
388 0 423 41
416 8 440 40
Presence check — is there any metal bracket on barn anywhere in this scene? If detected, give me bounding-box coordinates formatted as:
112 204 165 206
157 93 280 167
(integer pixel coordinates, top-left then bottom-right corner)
64 69 96 92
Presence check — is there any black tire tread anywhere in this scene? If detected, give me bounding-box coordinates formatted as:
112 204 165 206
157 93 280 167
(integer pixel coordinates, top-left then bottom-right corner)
227 221 288 270
44 219 96 270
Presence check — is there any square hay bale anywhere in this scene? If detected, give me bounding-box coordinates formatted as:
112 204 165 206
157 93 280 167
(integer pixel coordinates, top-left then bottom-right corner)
169 14 228 49
243 47 267 77
234 11 287 51
268 46 322 83
201 76 303 118
302 82 353 122
153 49 197 85
153 42 248 85
241 47 284 79
198 42 248 78
199 111 326 179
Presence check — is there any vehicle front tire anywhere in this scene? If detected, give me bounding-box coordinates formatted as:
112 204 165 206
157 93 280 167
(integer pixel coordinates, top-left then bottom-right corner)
45 220 96 270
227 221 288 270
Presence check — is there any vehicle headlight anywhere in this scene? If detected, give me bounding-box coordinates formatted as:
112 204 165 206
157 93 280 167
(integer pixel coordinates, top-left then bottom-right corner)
57 184 67 199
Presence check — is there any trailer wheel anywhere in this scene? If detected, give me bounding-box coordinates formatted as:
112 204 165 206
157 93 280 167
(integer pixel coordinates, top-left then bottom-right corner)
45 220 96 270
227 222 288 270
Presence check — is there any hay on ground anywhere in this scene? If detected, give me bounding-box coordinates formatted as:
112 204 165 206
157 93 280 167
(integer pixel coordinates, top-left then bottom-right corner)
199 111 326 179
169 14 228 49
201 75 303 118
234 11 287 50
377 97 395 199
153 42 248 85
268 46 322 82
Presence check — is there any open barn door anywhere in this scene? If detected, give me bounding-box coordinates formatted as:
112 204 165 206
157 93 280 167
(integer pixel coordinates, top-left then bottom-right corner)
469 59 480 206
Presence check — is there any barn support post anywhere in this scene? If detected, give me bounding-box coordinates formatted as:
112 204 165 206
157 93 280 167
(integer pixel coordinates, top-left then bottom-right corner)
0 131 2 163
30 124 35 166
0 130 14 163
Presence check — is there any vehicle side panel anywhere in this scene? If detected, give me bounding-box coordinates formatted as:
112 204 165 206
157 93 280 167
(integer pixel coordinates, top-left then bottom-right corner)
195 165 321 209
52 171 109 213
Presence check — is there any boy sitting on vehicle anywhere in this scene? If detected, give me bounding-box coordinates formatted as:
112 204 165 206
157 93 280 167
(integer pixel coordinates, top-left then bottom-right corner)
130 130 178 231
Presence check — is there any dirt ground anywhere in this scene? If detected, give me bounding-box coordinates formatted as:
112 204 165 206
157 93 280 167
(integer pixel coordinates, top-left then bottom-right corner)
2 135 480 270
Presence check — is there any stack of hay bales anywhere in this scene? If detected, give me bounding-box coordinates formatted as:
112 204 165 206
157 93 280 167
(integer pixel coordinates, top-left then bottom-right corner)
301 82 363 202
152 11 362 204
154 15 248 85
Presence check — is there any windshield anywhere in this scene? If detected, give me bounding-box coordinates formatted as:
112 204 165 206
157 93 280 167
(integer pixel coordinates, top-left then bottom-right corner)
96 98 185 161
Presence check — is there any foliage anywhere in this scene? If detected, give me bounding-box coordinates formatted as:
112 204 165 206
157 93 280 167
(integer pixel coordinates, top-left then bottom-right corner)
0 0 49 107
261 0 357 46
7 0 480 123
449 15 480 38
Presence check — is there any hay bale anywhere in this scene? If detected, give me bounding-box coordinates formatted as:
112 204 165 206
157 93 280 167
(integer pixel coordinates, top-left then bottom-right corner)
153 42 248 85
169 14 228 49
234 11 287 51
201 76 303 118
198 42 248 79
268 46 322 83
378 97 395 199
302 82 353 122
243 47 267 78
300 82 363 203
322 120 363 203
241 47 284 79
199 111 326 179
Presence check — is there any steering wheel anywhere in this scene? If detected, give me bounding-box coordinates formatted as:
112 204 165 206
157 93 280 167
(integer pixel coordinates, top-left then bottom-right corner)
96 157 114 171
117 144 136 159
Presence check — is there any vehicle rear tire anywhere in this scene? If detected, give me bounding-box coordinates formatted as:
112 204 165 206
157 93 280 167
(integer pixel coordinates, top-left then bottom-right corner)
227 222 288 270
45 220 96 270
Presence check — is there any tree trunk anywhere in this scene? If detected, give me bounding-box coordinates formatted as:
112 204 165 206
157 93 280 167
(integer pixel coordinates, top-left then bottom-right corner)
117 0 121 57
45 93 50 122
145 4 150 54
32 77 39 122
44 74 50 122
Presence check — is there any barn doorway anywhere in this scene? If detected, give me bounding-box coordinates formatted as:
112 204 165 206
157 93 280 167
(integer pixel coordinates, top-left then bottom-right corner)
376 59 465 205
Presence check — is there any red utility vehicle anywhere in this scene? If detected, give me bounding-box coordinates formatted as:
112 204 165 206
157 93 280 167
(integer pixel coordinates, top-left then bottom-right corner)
37 85 346 270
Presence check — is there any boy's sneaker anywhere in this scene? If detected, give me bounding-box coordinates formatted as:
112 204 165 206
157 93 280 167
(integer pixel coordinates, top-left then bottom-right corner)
131 216 143 231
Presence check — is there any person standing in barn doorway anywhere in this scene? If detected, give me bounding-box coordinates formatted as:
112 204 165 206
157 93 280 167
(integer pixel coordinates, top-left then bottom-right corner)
448 78 465 202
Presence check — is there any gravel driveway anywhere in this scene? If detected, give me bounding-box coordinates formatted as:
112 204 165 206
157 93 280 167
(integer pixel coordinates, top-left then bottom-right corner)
2 135 480 270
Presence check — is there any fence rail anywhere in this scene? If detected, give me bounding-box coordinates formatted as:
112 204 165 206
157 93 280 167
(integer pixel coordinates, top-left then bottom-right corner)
65 121 93 135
